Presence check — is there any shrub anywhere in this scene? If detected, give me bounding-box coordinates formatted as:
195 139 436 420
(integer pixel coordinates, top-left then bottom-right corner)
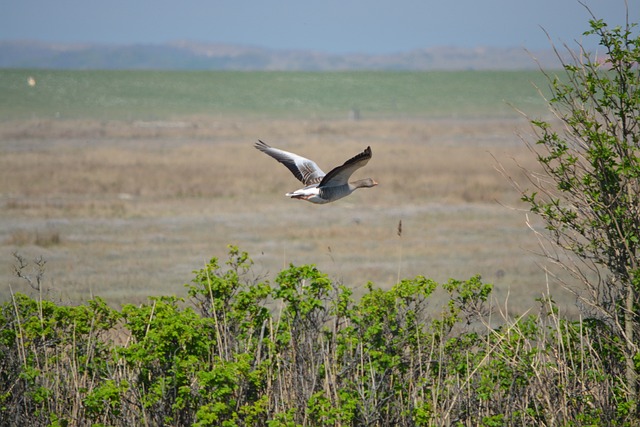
0 246 635 426
517 4 640 413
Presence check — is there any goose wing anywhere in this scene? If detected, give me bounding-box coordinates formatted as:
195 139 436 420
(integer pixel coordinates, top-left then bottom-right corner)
319 146 372 187
254 140 325 185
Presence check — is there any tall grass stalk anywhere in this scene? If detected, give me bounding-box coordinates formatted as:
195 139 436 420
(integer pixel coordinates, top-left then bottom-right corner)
396 220 403 285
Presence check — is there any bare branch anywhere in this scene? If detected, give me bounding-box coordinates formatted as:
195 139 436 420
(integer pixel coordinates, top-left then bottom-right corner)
12 252 46 291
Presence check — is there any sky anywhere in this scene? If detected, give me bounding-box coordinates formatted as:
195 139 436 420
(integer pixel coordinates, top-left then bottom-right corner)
0 0 635 54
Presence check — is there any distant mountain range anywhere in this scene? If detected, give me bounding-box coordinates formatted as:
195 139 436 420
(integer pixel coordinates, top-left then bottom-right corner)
0 40 562 71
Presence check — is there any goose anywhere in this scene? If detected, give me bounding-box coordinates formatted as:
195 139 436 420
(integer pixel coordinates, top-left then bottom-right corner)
254 140 378 204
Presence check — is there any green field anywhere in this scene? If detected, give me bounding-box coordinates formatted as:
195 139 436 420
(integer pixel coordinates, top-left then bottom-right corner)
0 69 554 120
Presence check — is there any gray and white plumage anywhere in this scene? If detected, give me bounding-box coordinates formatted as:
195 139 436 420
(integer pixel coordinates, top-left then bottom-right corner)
254 140 377 204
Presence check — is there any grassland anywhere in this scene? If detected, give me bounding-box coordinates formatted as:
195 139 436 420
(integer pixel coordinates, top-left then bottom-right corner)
0 69 552 120
0 69 577 314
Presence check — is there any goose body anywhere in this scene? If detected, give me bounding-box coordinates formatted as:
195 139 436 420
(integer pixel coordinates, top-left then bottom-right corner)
254 140 377 204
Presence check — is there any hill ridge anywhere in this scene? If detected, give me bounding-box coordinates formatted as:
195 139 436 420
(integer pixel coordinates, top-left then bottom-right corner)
0 40 560 70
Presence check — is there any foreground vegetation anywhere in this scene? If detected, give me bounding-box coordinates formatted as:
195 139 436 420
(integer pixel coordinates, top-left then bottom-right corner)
516 7 640 410
0 247 635 426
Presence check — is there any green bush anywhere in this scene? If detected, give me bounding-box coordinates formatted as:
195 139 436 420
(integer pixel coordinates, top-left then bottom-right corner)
0 246 634 426
518 7 640 409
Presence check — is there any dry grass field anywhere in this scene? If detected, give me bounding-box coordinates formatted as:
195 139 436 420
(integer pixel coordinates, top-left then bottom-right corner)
0 116 578 314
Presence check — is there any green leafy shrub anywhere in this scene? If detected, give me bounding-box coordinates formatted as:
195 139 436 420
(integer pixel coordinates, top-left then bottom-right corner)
0 246 636 425
518 7 640 411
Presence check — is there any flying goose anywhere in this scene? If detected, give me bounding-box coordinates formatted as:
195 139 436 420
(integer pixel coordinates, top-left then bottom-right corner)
254 140 377 204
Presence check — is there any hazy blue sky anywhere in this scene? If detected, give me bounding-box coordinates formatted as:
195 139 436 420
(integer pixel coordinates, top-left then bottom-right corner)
1 0 634 54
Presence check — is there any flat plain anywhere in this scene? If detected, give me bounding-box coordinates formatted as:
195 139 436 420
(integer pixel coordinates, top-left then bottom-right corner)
0 70 579 315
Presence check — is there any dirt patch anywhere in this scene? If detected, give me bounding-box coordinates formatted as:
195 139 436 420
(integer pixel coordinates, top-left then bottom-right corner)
0 117 577 315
